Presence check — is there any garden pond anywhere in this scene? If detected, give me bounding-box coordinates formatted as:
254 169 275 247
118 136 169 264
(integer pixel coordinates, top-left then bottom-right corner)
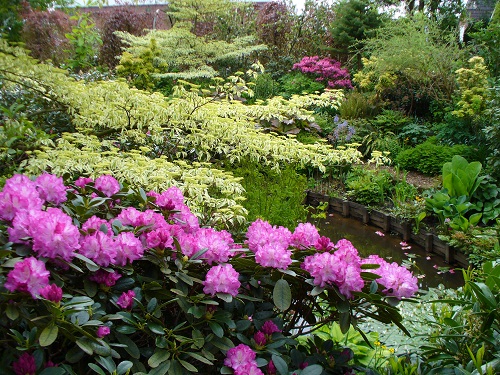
310 213 465 290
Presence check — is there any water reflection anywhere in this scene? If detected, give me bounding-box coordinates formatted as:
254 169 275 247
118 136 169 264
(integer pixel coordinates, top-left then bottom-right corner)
310 213 464 290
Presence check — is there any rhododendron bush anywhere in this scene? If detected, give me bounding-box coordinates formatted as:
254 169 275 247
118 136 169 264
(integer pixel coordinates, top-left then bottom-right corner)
0 173 418 375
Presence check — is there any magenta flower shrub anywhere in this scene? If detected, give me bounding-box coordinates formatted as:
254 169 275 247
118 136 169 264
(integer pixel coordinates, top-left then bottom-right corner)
293 56 353 90
0 173 418 374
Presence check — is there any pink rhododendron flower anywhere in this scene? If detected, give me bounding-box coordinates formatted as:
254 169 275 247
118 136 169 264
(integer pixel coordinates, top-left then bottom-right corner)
335 239 361 264
96 326 111 338
192 227 235 265
224 344 257 371
255 243 292 270
79 232 117 267
234 363 263 375
8 210 32 243
0 174 43 221
12 352 36 375
261 320 281 335
203 264 241 296
267 360 277 375
375 231 385 237
372 261 419 299
114 232 144 266
90 269 122 287
94 175 120 197
291 222 320 249
245 219 291 253
302 251 364 298
117 290 135 309
74 176 93 188
146 227 174 249
30 207 80 261
150 186 185 210
39 284 63 303
315 236 335 251
254 331 266 347
81 216 112 236
35 173 67 205
4 257 50 298
171 204 199 233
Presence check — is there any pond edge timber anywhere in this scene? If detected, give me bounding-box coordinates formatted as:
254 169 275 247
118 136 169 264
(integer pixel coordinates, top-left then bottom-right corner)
306 191 470 269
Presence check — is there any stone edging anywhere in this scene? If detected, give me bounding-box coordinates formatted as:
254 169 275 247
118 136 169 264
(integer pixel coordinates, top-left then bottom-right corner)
306 191 470 268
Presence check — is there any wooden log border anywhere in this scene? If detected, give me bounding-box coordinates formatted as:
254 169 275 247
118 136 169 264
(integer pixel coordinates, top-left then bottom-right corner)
306 191 470 268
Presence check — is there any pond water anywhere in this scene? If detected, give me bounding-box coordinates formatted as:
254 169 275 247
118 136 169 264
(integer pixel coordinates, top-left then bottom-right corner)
310 213 465 290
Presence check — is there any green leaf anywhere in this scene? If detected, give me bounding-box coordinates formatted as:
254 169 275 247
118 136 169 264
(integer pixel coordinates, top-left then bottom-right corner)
186 352 213 365
167 360 183 375
179 359 197 372
301 364 324 375
39 325 58 347
210 336 233 351
76 338 94 355
208 321 224 338
369 280 379 294
117 361 133 375
339 311 350 334
273 279 291 311
39 368 67 375
216 293 233 303
271 355 288 375
149 361 170 375
148 322 165 335
88 364 106 375
116 325 137 334
310 286 324 296
149 349 170 368
96 356 116 373
147 298 158 313
469 282 497 310
5 304 19 320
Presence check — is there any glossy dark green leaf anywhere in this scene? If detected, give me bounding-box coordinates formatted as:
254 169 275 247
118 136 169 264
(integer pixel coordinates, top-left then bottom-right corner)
208 321 224 338
149 361 170 375
339 311 350 334
147 298 158 313
115 332 140 359
148 322 165 335
96 355 116 373
6 304 19 320
273 279 291 311
148 349 170 368
88 363 106 375
301 364 323 375
39 367 67 375
186 352 213 365
271 355 288 375
179 359 197 372
117 361 133 375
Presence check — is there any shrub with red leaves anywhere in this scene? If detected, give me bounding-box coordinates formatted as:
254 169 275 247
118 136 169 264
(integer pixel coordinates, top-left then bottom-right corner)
21 9 74 65
292 56 353 90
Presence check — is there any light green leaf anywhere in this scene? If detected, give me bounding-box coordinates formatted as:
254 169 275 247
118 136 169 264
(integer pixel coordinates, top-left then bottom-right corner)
39 324 58 347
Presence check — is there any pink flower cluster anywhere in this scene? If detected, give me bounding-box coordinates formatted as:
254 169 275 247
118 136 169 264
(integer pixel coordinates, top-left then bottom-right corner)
4 257 50 298
12 352 36 375
362 255 419 299
246 219 292 270
293 56 353 90
302 239 364 298
203 264 241 297
224 344 263 375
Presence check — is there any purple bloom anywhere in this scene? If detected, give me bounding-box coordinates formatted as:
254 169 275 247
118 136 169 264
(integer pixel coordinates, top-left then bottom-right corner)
12 352 36 375
114 232 144 266
35 173 67 205
291 222 320 249
117 290 135 310
4 257 50 298
261 320 281 335
74 176 94 188
30 207 80 261
0 175 43 221
224 344 257 371
293 56 353 89
94 175 120 197
39 284 63 303
90 269 122 287
79 232 117 267
254 331 266 347
245 219 291 253
96 326 111 338
254 243 292 270
203 264 241 297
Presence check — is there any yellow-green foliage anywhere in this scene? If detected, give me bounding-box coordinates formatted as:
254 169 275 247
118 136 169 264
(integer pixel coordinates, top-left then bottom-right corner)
453 56 490 118
1 41 362 224
116 23 267 81
24 133 247 228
